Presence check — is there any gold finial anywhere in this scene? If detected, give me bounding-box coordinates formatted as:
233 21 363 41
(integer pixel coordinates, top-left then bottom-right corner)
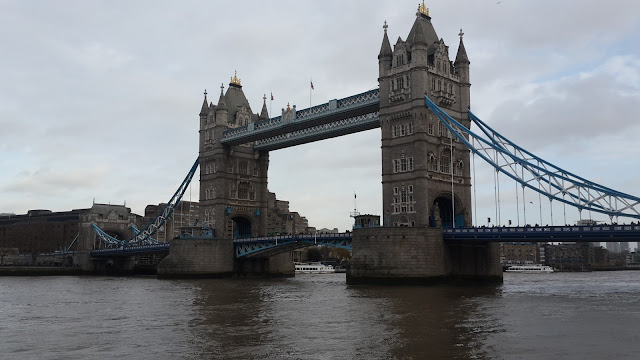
418 0 429 16
230 70 241 86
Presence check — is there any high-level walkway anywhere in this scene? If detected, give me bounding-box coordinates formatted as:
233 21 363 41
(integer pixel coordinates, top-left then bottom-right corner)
221 89 380 150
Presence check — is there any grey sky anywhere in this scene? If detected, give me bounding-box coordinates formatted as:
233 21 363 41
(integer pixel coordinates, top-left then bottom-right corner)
1 1 639 249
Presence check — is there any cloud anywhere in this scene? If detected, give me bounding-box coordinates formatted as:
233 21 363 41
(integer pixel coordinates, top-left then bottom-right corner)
4 165 111 196
1 0 639 232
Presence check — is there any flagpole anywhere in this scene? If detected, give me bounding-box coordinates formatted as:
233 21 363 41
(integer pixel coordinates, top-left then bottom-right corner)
309 78 312 107
270 92 272 119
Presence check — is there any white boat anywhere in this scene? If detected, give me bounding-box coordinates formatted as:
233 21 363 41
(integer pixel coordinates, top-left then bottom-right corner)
505 264 554 273
294 262 336 274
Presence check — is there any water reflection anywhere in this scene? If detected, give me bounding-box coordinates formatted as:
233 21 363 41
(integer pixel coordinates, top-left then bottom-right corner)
187 275 502 359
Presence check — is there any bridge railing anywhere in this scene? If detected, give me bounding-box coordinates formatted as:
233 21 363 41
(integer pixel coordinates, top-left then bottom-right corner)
444 225 640 242
221 89 379 143
90 243 170 257
445 225 640 234
233 232 352 243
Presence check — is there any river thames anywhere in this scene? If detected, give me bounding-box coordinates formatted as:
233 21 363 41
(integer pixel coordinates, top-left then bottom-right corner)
1 271 638 359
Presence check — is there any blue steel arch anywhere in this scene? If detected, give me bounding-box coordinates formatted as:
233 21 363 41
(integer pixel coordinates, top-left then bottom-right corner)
424 95 640 220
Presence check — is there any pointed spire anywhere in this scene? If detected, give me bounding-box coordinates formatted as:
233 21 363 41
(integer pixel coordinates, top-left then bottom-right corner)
217 83 227 109
199 89 209 116
411 18 427 46
260 94 269 119
455 29 470 65
378 20 392 59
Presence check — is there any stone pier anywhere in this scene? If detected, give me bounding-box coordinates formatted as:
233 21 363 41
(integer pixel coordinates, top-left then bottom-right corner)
347 227 502 285
157 238 295 278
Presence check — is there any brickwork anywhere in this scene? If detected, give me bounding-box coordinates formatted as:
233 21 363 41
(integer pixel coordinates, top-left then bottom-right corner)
348 227 502 284
348 227 447 284
236 252 295 277
198 83 270 240
378 10 472 228
444 241 502 281
157 238 234 278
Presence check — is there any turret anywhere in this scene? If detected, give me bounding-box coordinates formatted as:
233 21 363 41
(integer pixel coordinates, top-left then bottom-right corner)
454 29 470 111
199 90 209 117
259 94 269 120
215 83 228 126
378 21 392 75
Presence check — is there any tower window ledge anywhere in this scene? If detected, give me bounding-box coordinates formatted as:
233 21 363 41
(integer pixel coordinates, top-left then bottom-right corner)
432 90 456 107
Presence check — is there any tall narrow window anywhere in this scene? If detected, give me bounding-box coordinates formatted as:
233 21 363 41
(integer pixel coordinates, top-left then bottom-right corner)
239 161 248 175
400 158 408 172
440 152 450 174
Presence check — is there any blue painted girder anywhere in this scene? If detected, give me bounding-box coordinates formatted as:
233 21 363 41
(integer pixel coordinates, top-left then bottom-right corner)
221 89 380 149
90 243 170 258
424 95 640 220
444 225 640 242
234 233 352 258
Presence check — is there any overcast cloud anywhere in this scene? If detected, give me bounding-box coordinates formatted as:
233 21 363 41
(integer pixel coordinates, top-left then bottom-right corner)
1 1 639 249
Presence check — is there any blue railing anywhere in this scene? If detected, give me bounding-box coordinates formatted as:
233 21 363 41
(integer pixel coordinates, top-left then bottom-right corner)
444 225 640 242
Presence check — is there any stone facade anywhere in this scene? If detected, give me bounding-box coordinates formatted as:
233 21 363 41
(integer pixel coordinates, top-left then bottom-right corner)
143 201 199 242
198 77 271 240
501 242 539 265
157 238 234 278
348 227 502 284
0 204 142 255
378 8 471 229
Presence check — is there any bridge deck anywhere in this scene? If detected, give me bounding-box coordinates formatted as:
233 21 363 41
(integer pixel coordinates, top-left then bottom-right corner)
444 225 640 242
221 89 380 150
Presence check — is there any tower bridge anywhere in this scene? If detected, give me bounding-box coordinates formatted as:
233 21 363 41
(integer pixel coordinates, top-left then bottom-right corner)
82 3 640 283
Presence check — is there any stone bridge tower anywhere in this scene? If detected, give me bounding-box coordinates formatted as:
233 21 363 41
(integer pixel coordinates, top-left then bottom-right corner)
198 73 270 240
378 4 472 228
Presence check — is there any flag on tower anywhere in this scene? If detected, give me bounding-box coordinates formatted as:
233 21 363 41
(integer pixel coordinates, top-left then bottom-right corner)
310 80 314 90
270 92 274 101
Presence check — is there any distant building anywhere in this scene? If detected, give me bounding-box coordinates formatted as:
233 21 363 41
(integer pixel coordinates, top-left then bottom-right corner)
501 242 538 265
265 192 313 235
143 201 199 241
541 243 614 271
607 242 630 254
626 252 640 266
0 204 142 256
316 228 340 234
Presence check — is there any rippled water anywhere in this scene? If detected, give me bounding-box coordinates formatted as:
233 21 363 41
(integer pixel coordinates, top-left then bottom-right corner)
1 272 639 359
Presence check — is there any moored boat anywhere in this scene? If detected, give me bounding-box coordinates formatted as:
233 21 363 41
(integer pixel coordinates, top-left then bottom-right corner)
505 264 554 273
294 262 336 274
